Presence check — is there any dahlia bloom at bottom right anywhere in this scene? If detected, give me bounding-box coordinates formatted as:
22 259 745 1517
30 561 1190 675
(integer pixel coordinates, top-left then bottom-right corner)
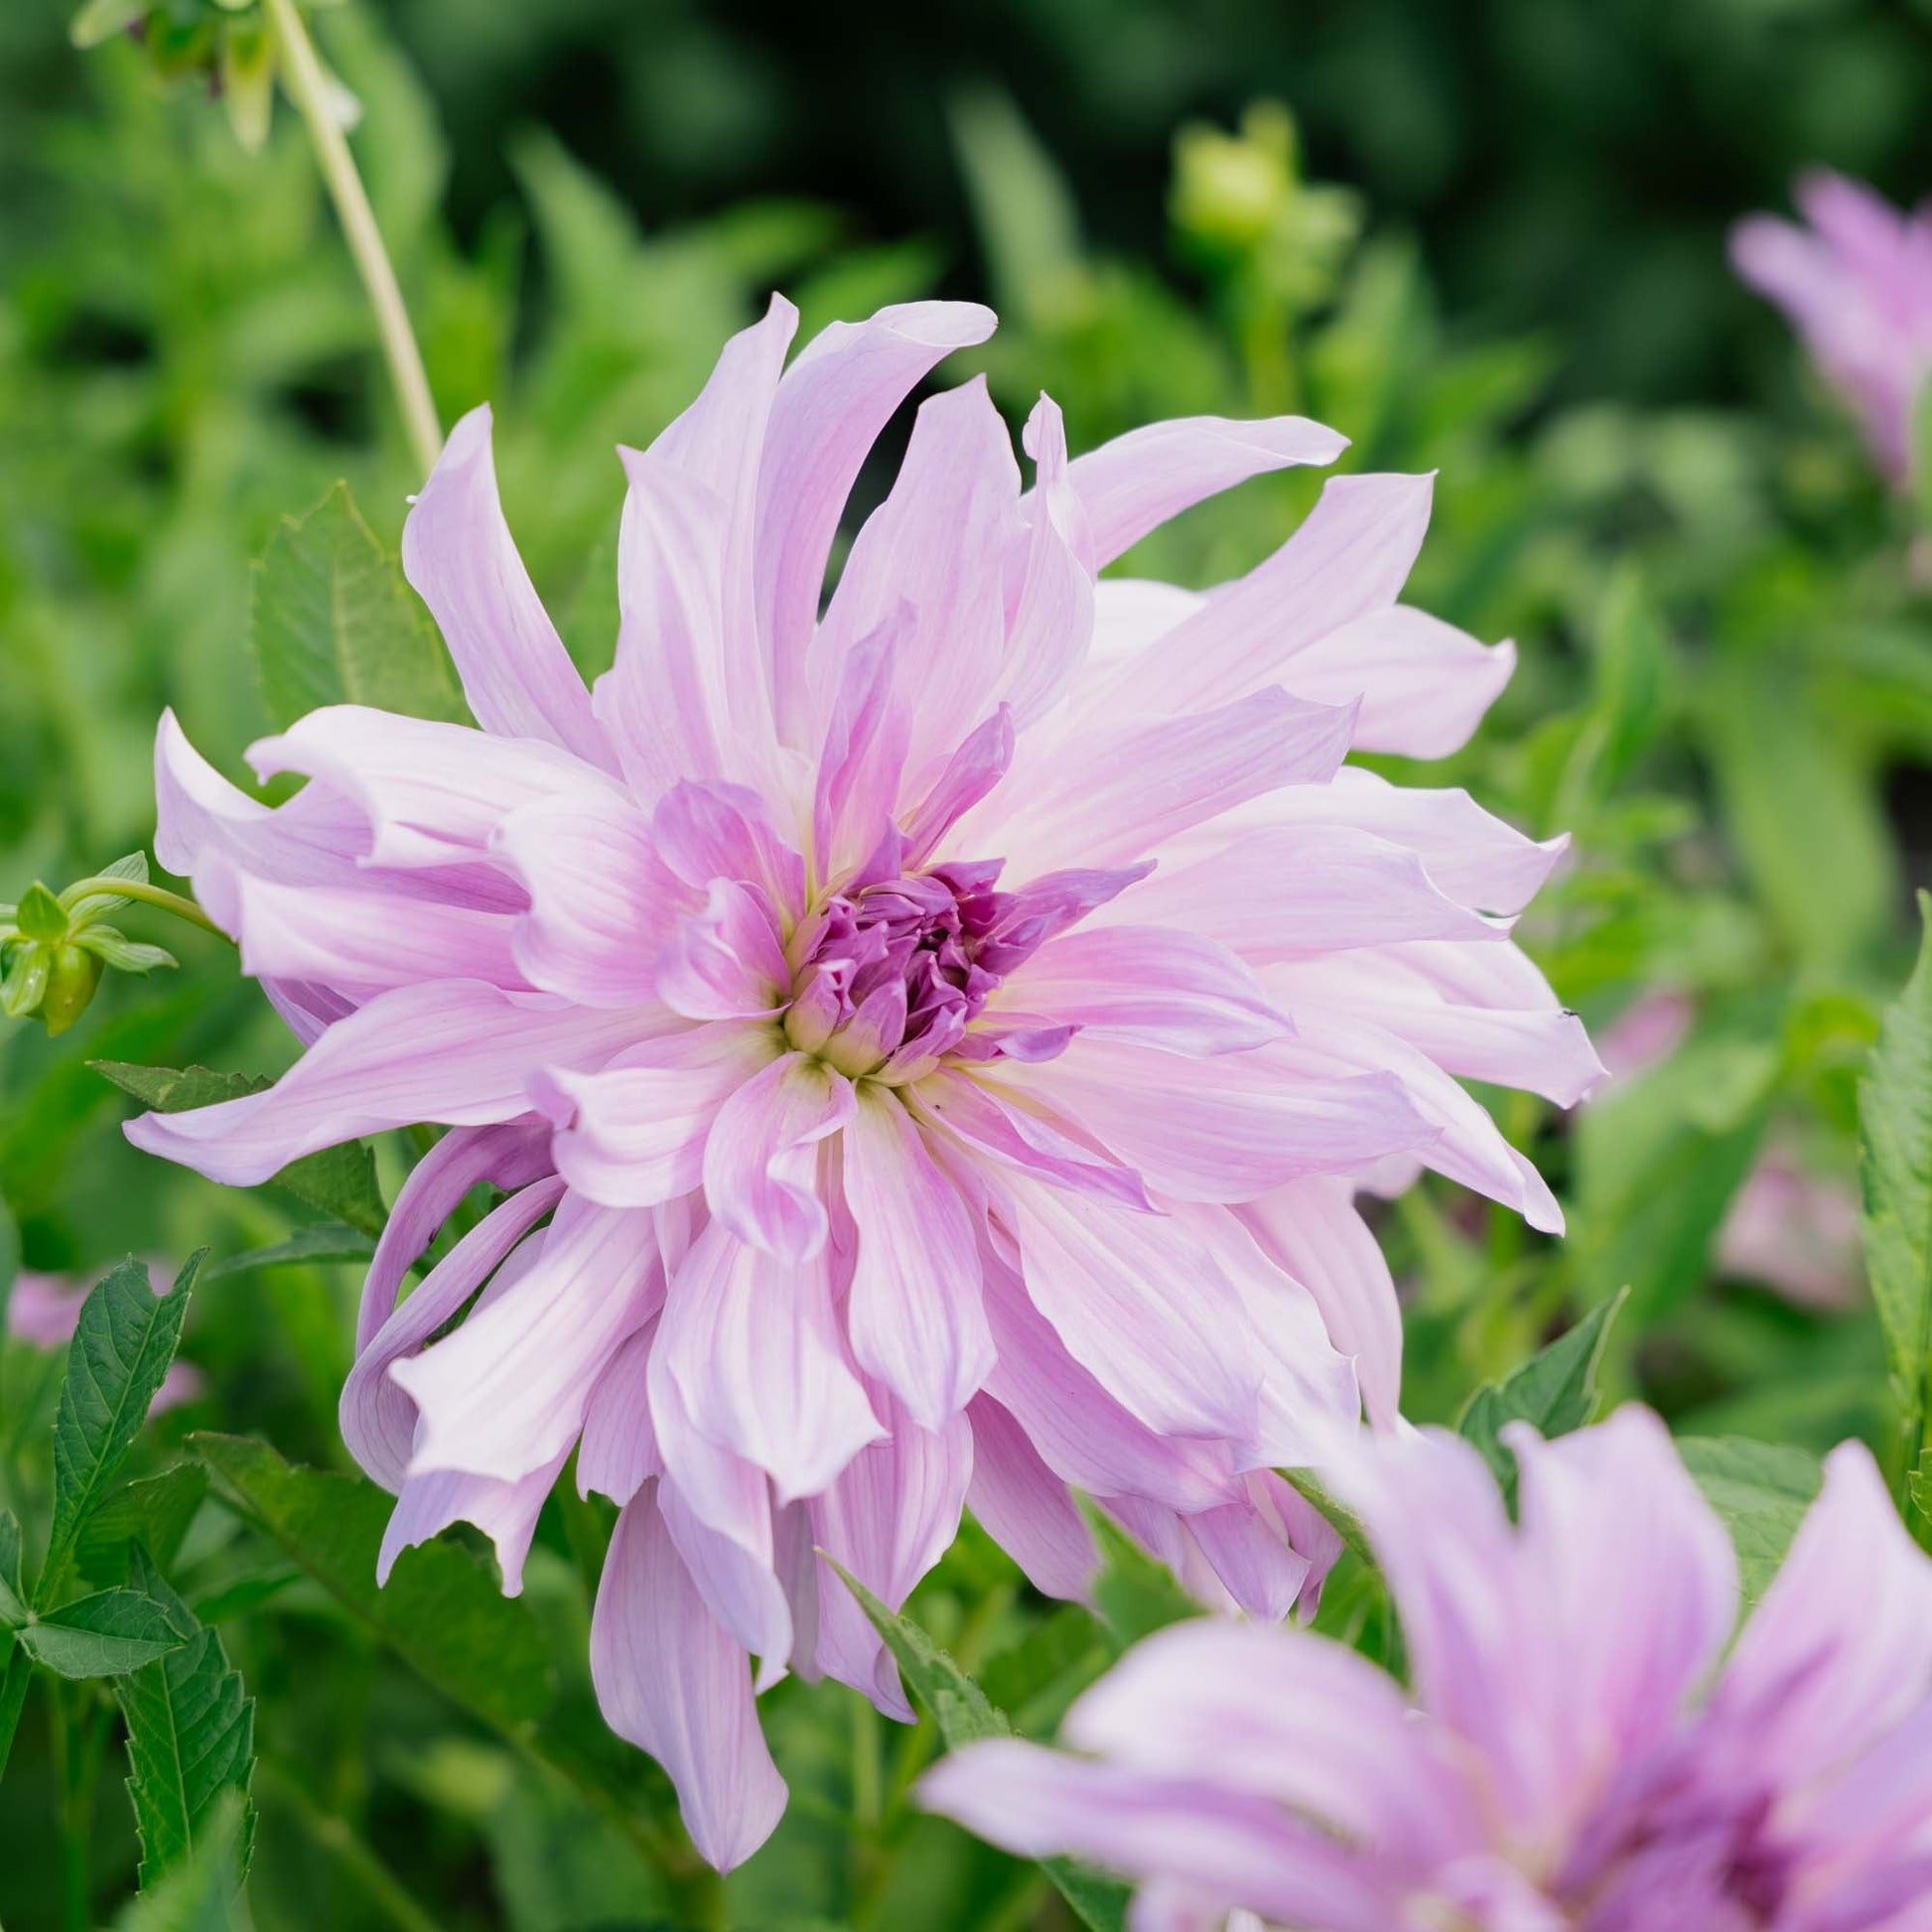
919 1408 1932 1932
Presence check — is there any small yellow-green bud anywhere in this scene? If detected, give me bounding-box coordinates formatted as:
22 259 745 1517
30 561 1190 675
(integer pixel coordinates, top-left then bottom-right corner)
42 945 105 1036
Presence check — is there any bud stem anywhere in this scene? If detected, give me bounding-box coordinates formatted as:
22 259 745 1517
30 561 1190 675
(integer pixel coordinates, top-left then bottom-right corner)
58 878 231 942
262 0 443 481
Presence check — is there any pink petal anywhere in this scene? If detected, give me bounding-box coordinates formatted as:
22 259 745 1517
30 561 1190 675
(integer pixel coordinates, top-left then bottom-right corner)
702 1052 855 1261
841 1087 995 1430
1006 1172 1264 1444
1279 607 1517 759
401 404 613 766
247 705 617 872
965 687 1356 879
999 926 1289 1057
594 298 796 800
378 1449 567 1595
534 1024 778 1208
1238 1177 1404 1430
1075 472 1435 723
125 981 645 1185
811 606 916 888
963 1395 1099 1601
658 1463 794 1691
391 1190 660 1483
979 1256 1240 1514
1715 1439 1932 1782
810 1395 974 1719
913 1069 1154 1212
1014 1036 1437 1202
1106 824 1507 963
578 1321 661 1506
494 788 694 1008
918 1741 1395 1932
342 1176 566 1488
1062 412 1347 567
651 780 807 921
900 708 1016 867
810 376 1021 776
1061 1618 1477 1867
591 1488 787 1872
655 880 790 1022
993 395 1096 727
657 1218 884 1503
755 300 998 742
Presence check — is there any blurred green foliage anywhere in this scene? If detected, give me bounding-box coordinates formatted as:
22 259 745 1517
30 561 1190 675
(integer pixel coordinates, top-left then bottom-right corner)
3 0 1932 1925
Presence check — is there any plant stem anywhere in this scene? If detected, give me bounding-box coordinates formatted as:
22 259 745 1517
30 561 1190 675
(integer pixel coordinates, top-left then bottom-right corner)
59 876 230 941
259 1758 444 1932
0 1645 31 1784
262 0 442 479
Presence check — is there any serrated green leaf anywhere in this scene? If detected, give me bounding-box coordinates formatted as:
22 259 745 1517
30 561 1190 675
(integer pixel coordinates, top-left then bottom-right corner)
113 1786 253 1932
95 1062 387 1237
78 1465 210 1588
42 1255 200 1603
204 1224 375 1282
1861 893 1932 1439
830 1562 1130 1932
1079 1503 1199 1654
1457 1289 1628 1499
117 1546 257 1887
1677 1436 1823 1608
0 1511 24 1626
191 1434 553 1734
251 483 466 731
20 1587 187 1677
17 881 68 942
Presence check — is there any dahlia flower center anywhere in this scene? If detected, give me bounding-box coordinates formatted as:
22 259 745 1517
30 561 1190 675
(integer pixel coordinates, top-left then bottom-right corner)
780 857 1034 1079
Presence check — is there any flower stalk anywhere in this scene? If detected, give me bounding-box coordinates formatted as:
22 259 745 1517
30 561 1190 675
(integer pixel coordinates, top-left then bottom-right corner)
261 0 442 480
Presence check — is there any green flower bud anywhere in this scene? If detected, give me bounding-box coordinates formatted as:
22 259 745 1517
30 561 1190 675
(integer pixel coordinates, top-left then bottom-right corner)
41 944 105 1036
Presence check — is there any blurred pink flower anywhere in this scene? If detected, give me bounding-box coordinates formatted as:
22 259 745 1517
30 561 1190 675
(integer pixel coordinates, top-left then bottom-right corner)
1731 170 1932 487
1596 987 1692 1083
924 1408 1932 1932
1718 1140 1862 1310
8 1267 203 1411
128 296 1597 1866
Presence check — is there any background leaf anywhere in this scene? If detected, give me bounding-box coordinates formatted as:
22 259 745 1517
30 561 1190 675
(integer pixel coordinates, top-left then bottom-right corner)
1677 1436 1822 1608
1457 1290 1627 1498
190 1434 553 1735
42 1254 199 1601
250 483 467 731
19 1586 186 1677
77 1465 211 1590
117 1545 257 1888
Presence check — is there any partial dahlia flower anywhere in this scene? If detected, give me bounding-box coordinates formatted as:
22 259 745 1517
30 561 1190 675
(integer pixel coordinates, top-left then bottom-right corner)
128 296 1598 1866
9 1266 203 1411
1731 170 1932 487
923 1408 1932 1932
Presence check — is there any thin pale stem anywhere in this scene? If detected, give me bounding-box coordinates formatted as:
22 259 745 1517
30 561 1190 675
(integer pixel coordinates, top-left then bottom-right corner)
59 876 230 941
262 0 442 479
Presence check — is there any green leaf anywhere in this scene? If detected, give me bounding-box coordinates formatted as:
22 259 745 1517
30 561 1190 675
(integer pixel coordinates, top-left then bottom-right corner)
77 928 179 975
830 1563 1130 1932
1861 892 1932 1436
77 1465 210 1588
1457 1289 1627 1498
0 1511 24 1627
1278 1467 1377 1571
42 1255 200 1603
117 1546 256 1887
113 1787 253 1932
66 852 152 923
204 1224 375 1282
947 87 1083 322
94 1063 387 1238
252 483 467 731
1677 1436 1822 1608
17 881 69 942
1080 1503 1199 1654
19 1587 187 1677
191 1434 553 1735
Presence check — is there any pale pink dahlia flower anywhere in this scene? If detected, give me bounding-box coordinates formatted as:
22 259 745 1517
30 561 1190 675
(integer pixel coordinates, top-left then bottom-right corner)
9 1267 203 1411
128 296 1598 1866
923 1408 1932 1932
1732 170 1932 487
